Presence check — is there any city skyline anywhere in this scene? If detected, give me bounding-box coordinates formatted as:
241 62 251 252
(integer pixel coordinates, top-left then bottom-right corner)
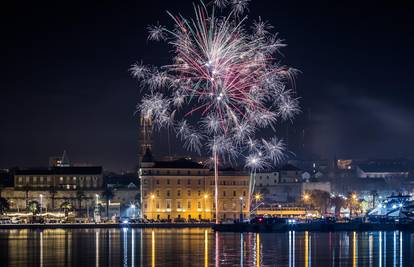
1 0 414 172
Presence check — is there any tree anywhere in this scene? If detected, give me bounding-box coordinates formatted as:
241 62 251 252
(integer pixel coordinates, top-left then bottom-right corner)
76 190 86 210
23 184 30 209
102 187 114 218
0 197 9 214
330 196 346 217
309 190 331 215
60 202 73 217
48 186 58 210
28 200 40 215
347 192 360 217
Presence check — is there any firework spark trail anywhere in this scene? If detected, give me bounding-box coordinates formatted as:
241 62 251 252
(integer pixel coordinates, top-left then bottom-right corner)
132 0 300 222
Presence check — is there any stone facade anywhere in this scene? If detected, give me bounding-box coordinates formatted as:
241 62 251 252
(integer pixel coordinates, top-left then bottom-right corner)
140 157 250 221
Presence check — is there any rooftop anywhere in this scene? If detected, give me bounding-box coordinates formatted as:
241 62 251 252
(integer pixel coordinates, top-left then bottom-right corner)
358 163 409 173
15 166 103 175
152 158 205 169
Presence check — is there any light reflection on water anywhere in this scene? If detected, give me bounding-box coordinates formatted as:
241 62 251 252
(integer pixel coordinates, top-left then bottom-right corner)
0 228 413 266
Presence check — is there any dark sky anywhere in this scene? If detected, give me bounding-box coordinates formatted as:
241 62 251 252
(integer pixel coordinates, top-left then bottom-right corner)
1 0 413 171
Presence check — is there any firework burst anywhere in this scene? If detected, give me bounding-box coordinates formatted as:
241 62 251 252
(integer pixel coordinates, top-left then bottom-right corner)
132 0 300 221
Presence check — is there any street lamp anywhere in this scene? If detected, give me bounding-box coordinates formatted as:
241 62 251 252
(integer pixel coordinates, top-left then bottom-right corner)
255 193 262 202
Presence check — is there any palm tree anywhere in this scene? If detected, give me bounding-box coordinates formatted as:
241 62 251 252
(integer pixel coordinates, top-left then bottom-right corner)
76 190 86 215
102 187 114 218
309 190 331 215
48 186 58 210
23 184 30 209
0 197 9 214
60 202 73 217
28 200 40 215
330 196 346 218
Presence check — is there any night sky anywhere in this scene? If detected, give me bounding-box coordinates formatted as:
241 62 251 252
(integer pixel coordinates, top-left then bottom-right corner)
1 0 413 171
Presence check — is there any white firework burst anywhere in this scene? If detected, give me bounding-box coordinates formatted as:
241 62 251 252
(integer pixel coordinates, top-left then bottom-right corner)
231 0 250 17
262 137 286 164
147 24 167 41
129 62 149 80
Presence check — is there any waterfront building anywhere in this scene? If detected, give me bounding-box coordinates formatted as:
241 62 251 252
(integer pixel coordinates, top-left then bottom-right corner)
357 163 409 179
139 149 250 221
3 166 103 214
255 164 331 204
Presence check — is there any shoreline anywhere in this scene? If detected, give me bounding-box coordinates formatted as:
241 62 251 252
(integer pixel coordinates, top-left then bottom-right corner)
0 223 213 230
0 222 414 232
213 222 414 232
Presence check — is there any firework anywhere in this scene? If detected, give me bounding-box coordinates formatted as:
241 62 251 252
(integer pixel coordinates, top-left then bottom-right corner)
132 0 299 222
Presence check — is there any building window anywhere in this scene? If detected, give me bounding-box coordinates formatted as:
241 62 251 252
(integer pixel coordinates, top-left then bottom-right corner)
73 177 77 180
233 191 236 197
156 190 160 197
177 190 181 196
18 177 22 183
33 177 37 183
243 191 246 197
166 200 171 209
177 179 181 185
187 190 191 197
187 201 191 209
198 202 201 209
223 191 226 197
144 202 147 209
144 179 148 184
156 180 159 184
156 201 160 209
198 190 201 196
198 179 201 185
187 179 191 185
167 179 170 185
177 170 181 174
177 201 181 209
66 185 70 189
167 190 170 197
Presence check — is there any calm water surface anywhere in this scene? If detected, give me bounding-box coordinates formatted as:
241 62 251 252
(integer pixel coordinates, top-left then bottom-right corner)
0 228 413 266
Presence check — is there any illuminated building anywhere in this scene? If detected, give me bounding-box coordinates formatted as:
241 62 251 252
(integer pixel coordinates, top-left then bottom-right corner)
139 150 250 221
